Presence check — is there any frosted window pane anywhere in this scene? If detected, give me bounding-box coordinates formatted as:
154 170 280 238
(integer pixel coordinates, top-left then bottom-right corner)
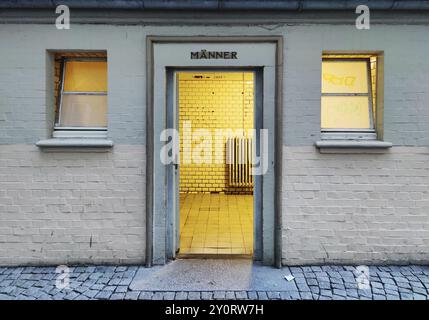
60 94 107 127
322 61 368 94
63 61 107 92
321 96 371 129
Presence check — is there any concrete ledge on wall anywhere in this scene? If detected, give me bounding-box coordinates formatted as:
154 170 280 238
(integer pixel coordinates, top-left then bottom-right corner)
315 140 393 154
36 138 113 152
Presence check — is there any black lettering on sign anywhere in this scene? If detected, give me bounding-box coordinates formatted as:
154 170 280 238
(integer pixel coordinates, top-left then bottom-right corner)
190 49 238 59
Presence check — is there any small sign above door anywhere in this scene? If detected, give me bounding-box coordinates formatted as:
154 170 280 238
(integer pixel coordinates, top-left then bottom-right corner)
190 49 238 60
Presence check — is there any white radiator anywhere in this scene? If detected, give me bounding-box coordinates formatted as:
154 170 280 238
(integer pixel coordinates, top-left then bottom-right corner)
226 137 254 187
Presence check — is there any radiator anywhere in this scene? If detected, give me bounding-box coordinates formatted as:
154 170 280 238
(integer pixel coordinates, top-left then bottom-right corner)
226 137 254 187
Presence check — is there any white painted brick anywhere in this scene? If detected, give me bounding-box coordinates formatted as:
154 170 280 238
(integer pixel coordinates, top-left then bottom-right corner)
0 144 146 266
282 146 429 265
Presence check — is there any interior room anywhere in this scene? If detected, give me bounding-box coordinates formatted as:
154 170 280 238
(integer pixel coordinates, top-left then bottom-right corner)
177 71 255 256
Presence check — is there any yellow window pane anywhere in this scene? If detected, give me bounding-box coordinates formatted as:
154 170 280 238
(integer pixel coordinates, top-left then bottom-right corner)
63 61 107 92
321 96 371 129
60 94 107 127
322 61 368 93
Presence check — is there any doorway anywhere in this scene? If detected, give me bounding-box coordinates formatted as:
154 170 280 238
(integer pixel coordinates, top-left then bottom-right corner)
148 39 281 266
176 71 255 256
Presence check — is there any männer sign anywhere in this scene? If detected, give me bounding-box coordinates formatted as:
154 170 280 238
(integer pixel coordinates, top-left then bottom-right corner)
190 49 238 59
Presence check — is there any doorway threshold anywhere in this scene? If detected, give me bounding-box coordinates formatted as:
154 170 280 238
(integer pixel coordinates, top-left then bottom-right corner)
130 259 297 292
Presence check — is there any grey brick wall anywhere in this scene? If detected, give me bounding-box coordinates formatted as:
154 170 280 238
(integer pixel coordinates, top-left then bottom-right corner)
0 145 146 266
282 146 429 265
0 23 428 265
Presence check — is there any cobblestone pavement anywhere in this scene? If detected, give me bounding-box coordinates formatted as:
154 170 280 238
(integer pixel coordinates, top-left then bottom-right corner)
0 265 428 300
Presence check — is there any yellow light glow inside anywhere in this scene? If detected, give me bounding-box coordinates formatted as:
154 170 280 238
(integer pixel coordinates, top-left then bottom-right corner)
321 96 370 129
322 61 368 94
63 61 107 92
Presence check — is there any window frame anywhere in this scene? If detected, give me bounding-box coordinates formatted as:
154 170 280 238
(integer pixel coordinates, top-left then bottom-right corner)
321 57 376 140
54 57 108 135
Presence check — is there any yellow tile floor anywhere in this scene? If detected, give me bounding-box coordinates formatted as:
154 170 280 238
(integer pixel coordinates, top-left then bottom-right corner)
179 193 253 255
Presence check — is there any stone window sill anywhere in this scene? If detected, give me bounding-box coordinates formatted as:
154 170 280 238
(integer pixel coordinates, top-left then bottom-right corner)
315 140 393 153
36 138 113 151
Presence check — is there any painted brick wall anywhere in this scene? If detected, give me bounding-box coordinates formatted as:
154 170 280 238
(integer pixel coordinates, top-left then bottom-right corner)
0 23 429 266
282 146 429 265
0 145 146 266
178 72 254 193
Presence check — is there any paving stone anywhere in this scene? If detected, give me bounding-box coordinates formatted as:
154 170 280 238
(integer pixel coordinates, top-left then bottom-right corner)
397 282 411 289
320 289 333 297
371 281 383 289
411 286 427 295
289 291 301 300
201 292 213 300
372 287 385 295
213 291 226 300
119 278 132 286
91 284 105 291
381 278 395 285
152 292 164 300
188 292 201 300
331 283 345 290
83 290 99 299
234 291 247 300
225 291 236 300
410 281 424 288
300 292 313 300
385 289 399 296
310 286 320 294
307 278 318 286
175 291 189 300
95 291 112 300
346 289 358 298
110 293 126 300
1 265 428 301
138 291 153 300
64 291 80 300
267 291 281 300
115 267 128 272
163 292 176 300
400 293 414 300
124 291 140 300
108 278 121 285
319 281 331 290
296 282 311 292
247 291 258 300
257 291 268 300
413 293 427 300
333 289 346 297
115 286 128 293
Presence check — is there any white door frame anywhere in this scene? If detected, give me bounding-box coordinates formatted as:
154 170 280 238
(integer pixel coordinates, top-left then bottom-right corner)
146 36 283 267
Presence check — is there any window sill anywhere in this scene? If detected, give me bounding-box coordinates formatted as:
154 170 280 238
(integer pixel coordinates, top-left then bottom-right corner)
36 138 113 152
315 140 392 153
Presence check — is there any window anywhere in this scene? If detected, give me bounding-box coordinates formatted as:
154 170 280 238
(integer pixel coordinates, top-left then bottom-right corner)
55 57 107 131
321 55 378 140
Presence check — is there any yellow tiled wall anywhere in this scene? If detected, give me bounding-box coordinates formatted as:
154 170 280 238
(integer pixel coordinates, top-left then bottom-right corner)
178 72 254 193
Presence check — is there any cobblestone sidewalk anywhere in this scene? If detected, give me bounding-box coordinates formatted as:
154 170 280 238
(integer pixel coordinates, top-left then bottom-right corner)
0 265 429 300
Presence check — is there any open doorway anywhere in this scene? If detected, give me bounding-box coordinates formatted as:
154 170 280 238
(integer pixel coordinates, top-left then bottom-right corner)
177 71 255 257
